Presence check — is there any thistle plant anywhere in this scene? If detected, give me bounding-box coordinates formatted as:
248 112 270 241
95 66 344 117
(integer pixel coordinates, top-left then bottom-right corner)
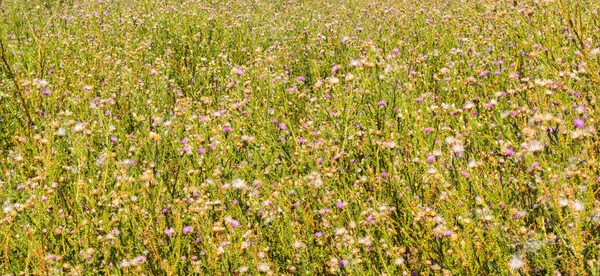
0 0 599 275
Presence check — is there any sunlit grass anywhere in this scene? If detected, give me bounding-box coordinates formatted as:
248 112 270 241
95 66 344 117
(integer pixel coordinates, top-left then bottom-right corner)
1 0 599 274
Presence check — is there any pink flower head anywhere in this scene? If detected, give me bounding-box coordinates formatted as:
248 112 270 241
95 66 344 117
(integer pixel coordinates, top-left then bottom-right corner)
332 65 340 73
426 155 435 163
164 228 175 236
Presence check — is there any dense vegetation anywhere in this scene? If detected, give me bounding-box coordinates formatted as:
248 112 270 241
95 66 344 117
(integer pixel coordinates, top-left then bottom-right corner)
1 0 600 274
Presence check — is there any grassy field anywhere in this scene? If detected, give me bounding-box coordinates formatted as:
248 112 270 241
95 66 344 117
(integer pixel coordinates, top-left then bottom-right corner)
1 0 600 274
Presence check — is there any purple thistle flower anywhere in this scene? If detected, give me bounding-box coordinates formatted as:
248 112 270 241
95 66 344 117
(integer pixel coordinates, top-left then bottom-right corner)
332 65 339 73
426 155 435 163
183 226 193 234
336 201 345 209
574 118 584 128
164 228 175 236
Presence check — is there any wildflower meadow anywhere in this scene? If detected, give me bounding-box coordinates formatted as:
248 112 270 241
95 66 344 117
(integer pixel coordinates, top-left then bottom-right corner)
1 0 600 274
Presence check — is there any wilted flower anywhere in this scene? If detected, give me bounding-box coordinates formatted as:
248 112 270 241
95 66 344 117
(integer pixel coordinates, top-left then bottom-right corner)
56 128 67 137
232 178 247 189
526 140 544 153
257 263 271 273
508 255 525 271
72 123 85 133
